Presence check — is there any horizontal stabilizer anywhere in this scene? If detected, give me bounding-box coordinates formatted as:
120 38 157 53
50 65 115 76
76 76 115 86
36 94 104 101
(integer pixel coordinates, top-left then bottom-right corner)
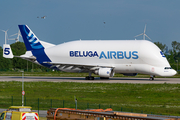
15 55 36 61
3 44 13 58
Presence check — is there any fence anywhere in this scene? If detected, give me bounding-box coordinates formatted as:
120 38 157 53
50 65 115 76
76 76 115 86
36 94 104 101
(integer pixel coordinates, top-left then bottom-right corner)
0 96 177 116
1 96 118 110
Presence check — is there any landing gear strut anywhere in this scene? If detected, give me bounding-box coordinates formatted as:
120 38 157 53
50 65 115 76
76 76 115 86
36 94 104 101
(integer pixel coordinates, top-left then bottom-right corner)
149 75 155 81
85 71 94 80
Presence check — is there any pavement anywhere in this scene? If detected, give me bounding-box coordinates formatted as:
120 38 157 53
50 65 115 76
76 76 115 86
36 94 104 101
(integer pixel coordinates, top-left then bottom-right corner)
0 76 179 84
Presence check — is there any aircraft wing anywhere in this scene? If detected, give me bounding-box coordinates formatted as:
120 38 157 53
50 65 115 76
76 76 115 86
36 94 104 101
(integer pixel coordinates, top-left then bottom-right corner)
43 62 114 71
14 55 38 65
14 56 36 61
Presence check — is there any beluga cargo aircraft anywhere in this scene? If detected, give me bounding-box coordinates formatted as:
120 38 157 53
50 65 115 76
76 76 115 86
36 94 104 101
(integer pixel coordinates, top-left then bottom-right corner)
3 25 177 80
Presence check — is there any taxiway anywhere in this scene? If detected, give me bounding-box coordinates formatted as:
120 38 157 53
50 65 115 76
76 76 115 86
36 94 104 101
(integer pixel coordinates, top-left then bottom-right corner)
0 76 179 84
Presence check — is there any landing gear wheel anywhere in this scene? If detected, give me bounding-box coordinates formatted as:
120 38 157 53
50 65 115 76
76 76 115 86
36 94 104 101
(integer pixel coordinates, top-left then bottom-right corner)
85 76 94 80
149 77 154 81
149 75 155 81
100 77 109 79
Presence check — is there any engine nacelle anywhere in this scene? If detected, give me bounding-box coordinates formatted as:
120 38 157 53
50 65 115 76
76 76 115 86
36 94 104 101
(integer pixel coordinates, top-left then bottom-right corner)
122 73 138 76
94 68 114 77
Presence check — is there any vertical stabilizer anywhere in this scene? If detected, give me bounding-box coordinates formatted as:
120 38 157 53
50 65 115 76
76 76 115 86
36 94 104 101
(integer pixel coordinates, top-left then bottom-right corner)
18 25 44 51
3 44 13 58
18 25 52 65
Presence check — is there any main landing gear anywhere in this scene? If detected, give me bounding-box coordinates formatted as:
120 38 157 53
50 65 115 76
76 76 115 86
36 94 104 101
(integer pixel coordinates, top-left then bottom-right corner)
85 71 94 80
85 76 94 80
149 75 155 81
100 77 109 79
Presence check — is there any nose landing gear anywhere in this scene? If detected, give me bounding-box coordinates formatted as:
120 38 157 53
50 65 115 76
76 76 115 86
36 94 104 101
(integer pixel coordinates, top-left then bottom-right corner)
150 75 155 81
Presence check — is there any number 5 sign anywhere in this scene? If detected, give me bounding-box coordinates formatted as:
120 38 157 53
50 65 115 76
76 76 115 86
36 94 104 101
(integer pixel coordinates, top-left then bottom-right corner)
3 44 13 58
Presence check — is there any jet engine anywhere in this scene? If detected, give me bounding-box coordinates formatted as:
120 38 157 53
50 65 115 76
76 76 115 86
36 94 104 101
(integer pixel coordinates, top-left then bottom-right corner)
122 73 138 76
94 68 114 77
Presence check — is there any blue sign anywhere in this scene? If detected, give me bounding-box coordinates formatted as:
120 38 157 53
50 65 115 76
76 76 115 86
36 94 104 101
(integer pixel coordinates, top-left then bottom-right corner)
70 51 138 59
4 48 10 55
160 51 165 57
70 51 99 57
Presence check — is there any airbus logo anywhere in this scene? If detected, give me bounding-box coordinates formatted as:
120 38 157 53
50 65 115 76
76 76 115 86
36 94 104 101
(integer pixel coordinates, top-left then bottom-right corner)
70 51 138 59
70 51 99 57
22 25 44 50
160 51 165 57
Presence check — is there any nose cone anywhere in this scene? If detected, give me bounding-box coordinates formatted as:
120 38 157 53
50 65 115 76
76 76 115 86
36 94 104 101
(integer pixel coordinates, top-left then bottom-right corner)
172 69 177 76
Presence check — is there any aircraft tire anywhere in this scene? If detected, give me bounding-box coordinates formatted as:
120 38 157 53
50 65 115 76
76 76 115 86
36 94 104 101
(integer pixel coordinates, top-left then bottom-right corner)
85 76 89 80
90 77 94 80
85 76 94 80
149 77 154 81
100 77 109 80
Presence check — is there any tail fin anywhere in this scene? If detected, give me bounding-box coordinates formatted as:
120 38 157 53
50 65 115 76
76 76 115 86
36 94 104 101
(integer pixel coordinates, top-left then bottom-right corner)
18 25 52 65
18 25 44 51
3 44 14 58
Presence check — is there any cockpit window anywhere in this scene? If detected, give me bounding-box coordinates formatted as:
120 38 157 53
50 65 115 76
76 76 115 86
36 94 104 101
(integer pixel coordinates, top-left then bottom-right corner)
164 67 172 69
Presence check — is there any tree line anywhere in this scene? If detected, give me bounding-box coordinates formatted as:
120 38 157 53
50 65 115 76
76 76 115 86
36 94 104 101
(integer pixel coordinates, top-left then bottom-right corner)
0 41 179 72
0 42 48 71
154 41 180 72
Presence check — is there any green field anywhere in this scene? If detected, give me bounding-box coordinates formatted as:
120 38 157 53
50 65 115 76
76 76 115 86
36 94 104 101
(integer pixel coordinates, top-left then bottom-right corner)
0 80 180 116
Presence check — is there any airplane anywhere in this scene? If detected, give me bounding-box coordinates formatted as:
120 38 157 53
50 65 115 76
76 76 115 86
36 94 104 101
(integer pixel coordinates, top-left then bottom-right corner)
37 16 46 19
3 25 177 80
41 16 46 19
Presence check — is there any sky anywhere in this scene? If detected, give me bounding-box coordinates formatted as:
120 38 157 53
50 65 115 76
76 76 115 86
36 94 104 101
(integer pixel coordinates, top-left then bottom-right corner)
0 0 180 49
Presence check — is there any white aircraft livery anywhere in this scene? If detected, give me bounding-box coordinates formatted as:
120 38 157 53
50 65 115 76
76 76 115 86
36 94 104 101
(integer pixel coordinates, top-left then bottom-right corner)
3 25 177 80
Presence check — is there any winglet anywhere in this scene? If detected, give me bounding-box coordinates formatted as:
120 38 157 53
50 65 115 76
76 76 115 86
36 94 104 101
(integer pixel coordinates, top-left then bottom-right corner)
18 25 44 51
3 44 14 58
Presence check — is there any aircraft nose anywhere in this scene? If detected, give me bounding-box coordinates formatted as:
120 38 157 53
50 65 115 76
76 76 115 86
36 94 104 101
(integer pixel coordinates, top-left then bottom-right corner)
172 69 177 76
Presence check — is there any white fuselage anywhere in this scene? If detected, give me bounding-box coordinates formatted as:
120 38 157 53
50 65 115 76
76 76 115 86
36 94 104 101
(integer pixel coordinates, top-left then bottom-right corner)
43 40 176 77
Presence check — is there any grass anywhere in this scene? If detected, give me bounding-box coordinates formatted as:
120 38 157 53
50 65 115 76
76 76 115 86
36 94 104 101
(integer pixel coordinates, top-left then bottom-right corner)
0 81 180 116
0 71 179 118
